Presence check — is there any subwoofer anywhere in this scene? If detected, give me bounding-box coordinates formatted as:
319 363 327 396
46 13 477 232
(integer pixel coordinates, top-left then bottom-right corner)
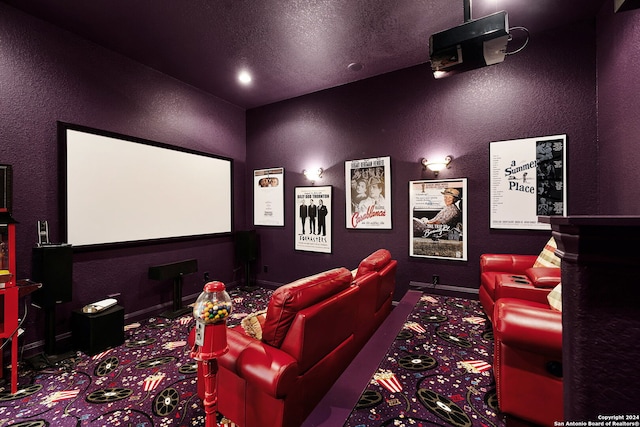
31 245 73 307
72 305 124 355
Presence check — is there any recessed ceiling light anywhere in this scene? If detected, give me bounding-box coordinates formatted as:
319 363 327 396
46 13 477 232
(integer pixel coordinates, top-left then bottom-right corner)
347 62 364 72
238 70 252 85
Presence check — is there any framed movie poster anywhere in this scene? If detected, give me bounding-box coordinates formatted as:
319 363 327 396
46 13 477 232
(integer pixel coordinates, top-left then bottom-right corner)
410 178 467 261
254 167 285 226
295 186 332 253
490 134 567 230
345 156 392 229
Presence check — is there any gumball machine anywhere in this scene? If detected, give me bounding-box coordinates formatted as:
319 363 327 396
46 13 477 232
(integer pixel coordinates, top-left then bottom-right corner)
190 281 232 427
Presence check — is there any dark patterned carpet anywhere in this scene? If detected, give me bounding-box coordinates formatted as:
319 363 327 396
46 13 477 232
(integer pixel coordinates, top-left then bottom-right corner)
0 289 504 427
344 293 504 427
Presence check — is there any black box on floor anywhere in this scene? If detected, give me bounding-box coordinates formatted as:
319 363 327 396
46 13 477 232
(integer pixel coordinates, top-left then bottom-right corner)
71 305 125 355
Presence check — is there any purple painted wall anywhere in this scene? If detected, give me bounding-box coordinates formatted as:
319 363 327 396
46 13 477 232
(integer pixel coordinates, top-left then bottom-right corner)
1 5 246 347
3 0 622 352
597 2 640 214
246 20 598 295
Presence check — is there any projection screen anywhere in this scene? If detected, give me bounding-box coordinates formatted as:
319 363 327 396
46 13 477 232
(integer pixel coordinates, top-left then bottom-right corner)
60 123 233 248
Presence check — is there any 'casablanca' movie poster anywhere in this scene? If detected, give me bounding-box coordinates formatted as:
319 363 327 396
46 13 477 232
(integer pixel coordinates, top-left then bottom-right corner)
295 186 332 253
345 156 392 230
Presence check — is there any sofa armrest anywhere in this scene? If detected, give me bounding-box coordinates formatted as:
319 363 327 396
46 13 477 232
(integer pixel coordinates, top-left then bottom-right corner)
495 279 554 306
234 332 300 399
525 267 561 288
480 254 537 274
494 298 562 356
218 326 258 373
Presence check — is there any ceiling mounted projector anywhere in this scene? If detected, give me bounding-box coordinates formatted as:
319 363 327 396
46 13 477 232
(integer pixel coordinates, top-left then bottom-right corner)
429 11 509 78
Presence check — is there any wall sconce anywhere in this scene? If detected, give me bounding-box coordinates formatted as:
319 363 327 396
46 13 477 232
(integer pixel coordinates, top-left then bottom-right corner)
303 167 323 183
421 155 452 177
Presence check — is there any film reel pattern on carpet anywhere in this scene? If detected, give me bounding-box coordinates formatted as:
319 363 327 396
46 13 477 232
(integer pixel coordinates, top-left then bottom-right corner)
345 294 504 427
0 287 274 427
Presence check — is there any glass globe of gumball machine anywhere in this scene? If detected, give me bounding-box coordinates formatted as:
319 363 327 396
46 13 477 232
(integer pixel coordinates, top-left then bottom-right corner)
190 281 232 427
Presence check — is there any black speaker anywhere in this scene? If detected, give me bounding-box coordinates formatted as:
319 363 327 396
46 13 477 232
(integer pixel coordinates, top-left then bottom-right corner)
72 305 124 355
148 259 198 318
32 245 73 306
235 230 258 262
148 259 198 281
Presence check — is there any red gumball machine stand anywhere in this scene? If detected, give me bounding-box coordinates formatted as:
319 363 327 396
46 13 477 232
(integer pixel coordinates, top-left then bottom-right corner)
190 281 232 427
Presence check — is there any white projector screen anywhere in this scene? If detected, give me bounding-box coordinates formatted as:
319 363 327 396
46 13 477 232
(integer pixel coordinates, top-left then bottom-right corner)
61 123 233 247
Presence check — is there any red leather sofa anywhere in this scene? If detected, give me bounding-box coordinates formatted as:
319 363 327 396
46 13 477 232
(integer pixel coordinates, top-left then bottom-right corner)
493 298 563 426
193 249 397 427
479 248 563 425
479 253 560 321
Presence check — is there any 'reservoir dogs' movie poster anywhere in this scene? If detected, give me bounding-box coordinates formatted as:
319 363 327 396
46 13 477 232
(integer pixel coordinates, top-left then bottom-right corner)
295 186 332 253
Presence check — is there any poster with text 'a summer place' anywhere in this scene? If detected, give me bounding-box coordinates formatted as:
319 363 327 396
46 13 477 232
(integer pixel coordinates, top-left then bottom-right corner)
490 135 566 230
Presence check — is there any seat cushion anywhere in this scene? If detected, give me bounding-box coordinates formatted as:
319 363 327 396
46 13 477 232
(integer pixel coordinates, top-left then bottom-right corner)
261 267 352 348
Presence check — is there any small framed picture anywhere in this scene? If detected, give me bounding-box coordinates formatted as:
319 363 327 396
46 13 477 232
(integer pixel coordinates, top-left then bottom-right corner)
253 167 285 226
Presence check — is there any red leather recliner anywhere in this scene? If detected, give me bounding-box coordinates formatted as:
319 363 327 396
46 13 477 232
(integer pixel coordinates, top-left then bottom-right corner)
479 253 560 321
493 298 563 426
190 249 397 427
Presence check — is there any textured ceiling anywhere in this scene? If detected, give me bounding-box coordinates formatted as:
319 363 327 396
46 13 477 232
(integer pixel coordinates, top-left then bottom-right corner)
3 0 606 109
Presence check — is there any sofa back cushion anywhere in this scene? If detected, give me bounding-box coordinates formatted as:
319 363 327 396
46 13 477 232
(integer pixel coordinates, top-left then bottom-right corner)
354 249 396 312
280 284 360 373
375 258 397 310
262 267 353 348
355 248 392 278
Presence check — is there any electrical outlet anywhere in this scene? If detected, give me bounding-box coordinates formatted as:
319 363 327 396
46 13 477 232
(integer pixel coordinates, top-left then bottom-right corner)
432 274 440 285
